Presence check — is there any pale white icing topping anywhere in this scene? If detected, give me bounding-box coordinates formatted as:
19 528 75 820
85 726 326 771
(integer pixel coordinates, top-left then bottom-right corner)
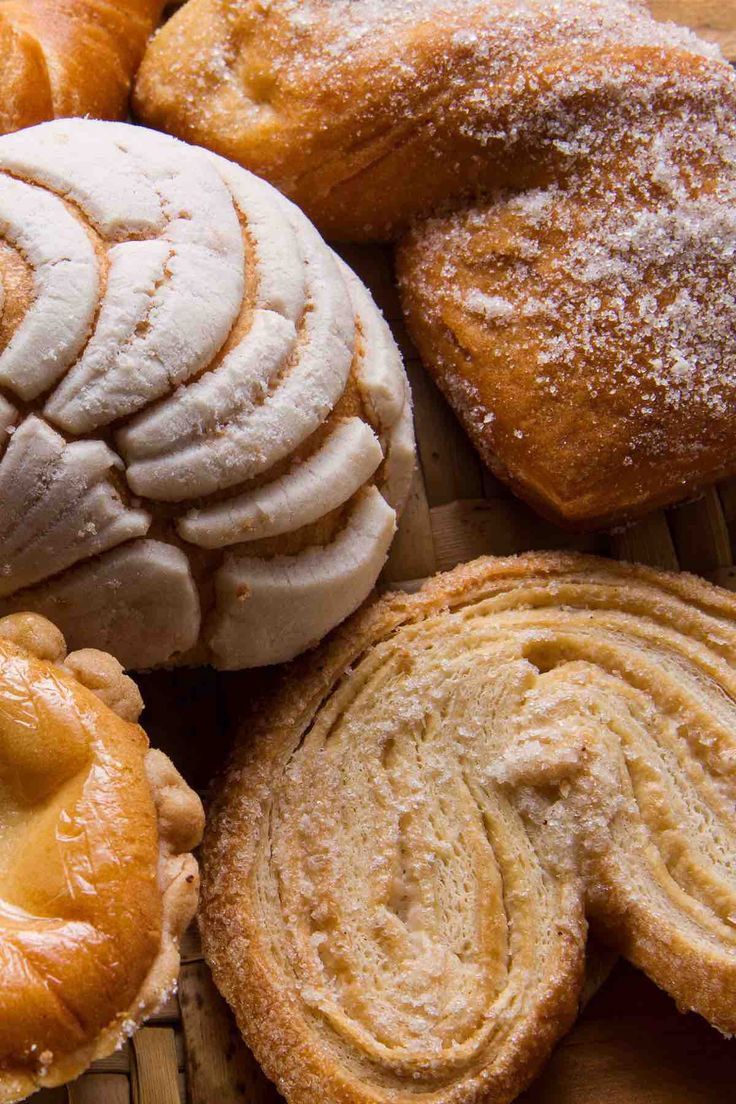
0 120 414 669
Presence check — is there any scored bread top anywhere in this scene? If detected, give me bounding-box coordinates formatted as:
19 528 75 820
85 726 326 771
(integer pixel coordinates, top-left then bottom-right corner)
0 611 204 1102
0 119 414 670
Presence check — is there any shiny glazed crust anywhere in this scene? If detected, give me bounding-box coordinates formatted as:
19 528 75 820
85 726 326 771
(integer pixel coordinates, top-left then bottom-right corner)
0 0 166 134
202 552 736 1104
0 613 204 1102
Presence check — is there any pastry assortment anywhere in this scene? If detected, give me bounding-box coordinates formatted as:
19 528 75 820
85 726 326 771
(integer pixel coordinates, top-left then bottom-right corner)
0 118 413 670
0 612 203 1101
202 553 736 1104
137 0 736 527
0 0 734 1101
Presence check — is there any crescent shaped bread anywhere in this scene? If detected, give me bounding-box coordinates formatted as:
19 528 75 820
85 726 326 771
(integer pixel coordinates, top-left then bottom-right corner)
0 611 204 1102
0 118 414 670
133 0 731 240
201 552 736 1104
133 0 736 528
0 0 166 134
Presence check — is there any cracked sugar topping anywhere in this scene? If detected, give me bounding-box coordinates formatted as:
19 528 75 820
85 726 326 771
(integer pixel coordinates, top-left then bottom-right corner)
0 119 414 669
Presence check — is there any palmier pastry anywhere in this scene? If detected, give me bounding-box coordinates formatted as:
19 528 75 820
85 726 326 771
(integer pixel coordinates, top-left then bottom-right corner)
0 611 203 1102
202 552 736 1104
136 0 736 528
0 118 414 670
0 0 166 135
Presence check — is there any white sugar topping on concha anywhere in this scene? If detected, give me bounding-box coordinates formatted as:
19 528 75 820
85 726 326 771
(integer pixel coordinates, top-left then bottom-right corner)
0 119 414 670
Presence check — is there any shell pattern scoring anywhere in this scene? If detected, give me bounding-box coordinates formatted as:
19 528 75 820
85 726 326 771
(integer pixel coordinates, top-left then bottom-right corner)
0 119 415 669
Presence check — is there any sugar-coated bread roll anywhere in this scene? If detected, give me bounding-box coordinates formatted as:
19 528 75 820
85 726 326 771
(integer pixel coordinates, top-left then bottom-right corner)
202 552 736 1104
0 611 204 1102
0 119 414 670
134 0 730 240
396 108 736 528
134 0 736 529
0 0 166 134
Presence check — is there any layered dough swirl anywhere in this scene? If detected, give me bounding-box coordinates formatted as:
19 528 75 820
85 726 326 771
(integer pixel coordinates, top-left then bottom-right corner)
0 118 414 669
202 552 736 1104
0 612 203 1102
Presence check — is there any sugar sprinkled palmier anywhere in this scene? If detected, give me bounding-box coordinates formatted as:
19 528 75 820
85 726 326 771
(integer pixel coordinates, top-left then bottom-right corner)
202 552 736 1104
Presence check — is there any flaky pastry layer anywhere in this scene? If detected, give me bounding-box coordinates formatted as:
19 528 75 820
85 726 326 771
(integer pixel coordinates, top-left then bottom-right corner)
202 552 736 1104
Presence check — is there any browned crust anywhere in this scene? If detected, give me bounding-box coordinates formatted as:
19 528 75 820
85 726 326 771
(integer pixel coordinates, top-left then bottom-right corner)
394 270 736 532
134 2 733 241
0 0 167 135
201 550 736 1104
0 613 204 1102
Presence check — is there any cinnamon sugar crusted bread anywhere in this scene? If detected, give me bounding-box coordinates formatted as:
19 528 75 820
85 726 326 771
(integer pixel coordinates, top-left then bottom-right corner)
134 0 730 240
136 0 736 528
202 552 736 1104
0 118 414 670
396 130 736 527
0 611 203 1102
0 1 166 134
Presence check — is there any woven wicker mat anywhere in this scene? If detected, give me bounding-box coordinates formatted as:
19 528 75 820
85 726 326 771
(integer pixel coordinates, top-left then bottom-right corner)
30 5 736 1101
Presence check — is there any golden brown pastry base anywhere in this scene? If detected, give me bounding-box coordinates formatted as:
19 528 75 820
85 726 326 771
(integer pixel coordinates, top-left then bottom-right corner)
0 613 204 1102
202 552 736 1104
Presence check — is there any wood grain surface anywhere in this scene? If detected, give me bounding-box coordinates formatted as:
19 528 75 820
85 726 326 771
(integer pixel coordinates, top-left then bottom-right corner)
648 0 736 57
29 0 736 1100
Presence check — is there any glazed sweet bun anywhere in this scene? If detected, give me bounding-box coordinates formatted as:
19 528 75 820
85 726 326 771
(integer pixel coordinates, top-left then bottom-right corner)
0 118 414 670
0 611 203 1102
202 552 736 1104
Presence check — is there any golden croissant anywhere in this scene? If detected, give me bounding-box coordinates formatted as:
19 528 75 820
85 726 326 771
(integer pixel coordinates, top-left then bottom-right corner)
0 0 166 135
202 552 736 1104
